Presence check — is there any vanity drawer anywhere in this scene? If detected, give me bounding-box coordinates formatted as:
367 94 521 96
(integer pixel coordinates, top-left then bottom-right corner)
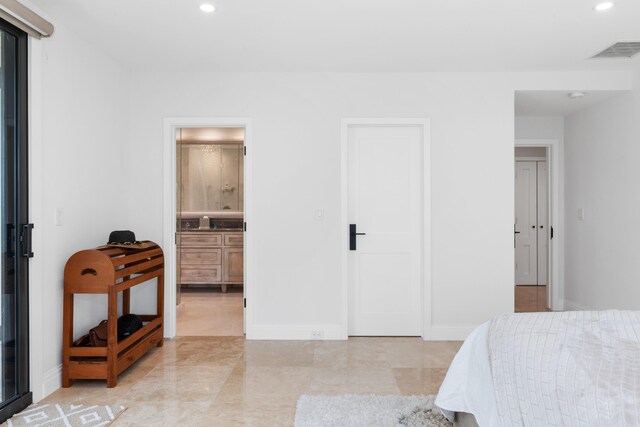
181 233 222 247
180 248 222 265
223 233 244 247
180 266 222 283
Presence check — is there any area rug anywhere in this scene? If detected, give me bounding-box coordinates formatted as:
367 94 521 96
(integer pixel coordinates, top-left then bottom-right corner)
2 403 126 427
295 394 452 427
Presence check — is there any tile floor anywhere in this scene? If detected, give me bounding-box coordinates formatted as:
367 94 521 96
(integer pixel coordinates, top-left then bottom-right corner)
177 287 244 337
42 286 552 425
44 337 462 426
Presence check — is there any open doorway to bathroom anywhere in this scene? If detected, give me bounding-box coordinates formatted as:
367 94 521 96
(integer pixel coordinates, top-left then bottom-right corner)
175 127 245 336
514 146 551 313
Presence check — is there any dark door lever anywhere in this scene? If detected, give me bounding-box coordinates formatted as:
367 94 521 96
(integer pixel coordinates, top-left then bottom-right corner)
349 224 366 251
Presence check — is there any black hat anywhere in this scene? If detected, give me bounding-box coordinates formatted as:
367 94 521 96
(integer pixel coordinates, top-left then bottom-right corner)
107 230 144 249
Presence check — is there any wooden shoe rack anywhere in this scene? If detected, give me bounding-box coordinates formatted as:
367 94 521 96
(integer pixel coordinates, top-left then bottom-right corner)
62 241 164 388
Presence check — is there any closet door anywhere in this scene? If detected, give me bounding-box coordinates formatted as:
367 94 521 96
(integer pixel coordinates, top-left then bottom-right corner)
536 162 548 286
515 162 537 285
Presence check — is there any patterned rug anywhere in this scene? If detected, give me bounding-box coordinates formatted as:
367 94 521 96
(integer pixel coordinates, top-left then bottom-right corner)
295 394 452 427
2 403 126 427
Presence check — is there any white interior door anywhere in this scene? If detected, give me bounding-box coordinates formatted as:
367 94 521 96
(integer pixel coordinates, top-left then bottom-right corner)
347 125 422 336
536 161 548 286
515 161 537 285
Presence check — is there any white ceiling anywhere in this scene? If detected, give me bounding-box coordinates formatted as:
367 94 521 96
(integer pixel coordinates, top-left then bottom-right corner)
515 90 627 116
28 0 640 72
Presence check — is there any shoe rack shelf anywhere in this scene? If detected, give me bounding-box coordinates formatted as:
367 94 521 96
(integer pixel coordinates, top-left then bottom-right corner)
62 241 164 388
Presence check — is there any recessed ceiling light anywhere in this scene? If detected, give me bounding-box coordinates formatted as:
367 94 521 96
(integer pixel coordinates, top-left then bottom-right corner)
568 92 587 99
200 4 215 13
594 2 614 11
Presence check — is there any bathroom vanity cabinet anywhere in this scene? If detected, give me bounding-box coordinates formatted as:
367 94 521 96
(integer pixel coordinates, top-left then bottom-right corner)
178 231 243 292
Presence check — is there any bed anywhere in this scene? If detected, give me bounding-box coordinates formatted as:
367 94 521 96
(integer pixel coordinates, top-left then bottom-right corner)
435 310 640 427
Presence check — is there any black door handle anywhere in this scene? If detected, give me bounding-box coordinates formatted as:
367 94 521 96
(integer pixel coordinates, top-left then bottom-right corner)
349 224 366 251
6 224 15 257
20 223 34 258
514 231 520 234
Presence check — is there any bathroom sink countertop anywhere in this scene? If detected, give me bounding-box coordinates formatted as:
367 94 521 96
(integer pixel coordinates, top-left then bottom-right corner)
181 228 243 232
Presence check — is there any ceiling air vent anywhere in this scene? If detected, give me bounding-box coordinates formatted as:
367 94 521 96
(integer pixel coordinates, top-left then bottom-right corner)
592 42 640 58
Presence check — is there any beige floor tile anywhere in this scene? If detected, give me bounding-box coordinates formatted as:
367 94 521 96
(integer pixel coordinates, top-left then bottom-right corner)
113 401 211 426
206 400 296 427
217 365 313 403
46 336 463 425
309 367 400 395
177 288 244 337
345 338 389 369
313 341 349 368
243 341 315 367
393 367 449 395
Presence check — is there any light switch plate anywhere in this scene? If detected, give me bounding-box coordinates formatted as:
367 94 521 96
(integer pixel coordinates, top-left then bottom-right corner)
578 208 585 221
314 208 324 221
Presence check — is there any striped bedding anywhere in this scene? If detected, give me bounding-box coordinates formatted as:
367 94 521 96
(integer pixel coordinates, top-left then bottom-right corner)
489 310 640 426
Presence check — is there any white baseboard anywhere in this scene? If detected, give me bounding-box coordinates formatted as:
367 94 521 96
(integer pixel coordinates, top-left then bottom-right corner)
551 298 565 312
41 365 62 401
248 324 478 341
247 324 346 340
564 300 590 311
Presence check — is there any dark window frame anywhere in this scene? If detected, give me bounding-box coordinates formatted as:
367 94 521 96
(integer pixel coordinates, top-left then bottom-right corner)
0 16 31 423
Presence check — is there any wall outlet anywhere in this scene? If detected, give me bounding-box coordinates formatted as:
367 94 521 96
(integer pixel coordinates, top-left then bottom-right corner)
310 330 324 340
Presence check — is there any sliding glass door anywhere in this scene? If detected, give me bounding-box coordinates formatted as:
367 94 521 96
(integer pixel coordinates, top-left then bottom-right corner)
0 18 31 422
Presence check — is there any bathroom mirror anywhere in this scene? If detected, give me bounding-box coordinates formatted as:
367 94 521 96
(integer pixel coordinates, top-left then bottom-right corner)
177 143 244 215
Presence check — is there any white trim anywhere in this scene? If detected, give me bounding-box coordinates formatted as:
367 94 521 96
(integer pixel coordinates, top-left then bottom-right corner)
515 139 564 311
564 300 590 311
41 365 62 399
28 37 45 402
340 118 432 340
250 324 344 340
162 117 253 339
515 157 546 162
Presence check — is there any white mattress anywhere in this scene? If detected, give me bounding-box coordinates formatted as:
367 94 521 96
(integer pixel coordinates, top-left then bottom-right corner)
435 321 500 426
436 310 640 427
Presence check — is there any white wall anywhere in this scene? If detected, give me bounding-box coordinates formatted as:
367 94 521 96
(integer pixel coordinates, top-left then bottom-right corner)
564 69 640 311
126 71 631 341
21 12 635 397
515 116 564 141
29 23 131 400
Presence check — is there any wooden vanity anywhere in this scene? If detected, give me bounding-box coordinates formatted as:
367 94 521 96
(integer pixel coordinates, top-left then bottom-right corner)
178 231 243 292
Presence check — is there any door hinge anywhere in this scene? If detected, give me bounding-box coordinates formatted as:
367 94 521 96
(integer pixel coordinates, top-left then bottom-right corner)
243 298 246 308
243 222 247 232
550 226 554 240
243 146 246 156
